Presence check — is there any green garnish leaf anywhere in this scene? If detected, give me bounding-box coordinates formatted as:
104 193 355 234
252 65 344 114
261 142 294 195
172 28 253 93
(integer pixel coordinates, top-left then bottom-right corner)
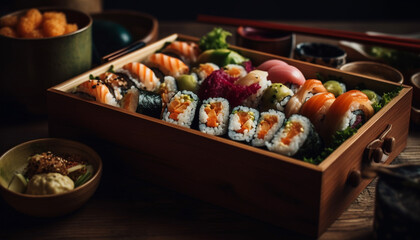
74 170 92 188
199 27 232 51
304 125 359 165
108 65 115 73
89 74 100 80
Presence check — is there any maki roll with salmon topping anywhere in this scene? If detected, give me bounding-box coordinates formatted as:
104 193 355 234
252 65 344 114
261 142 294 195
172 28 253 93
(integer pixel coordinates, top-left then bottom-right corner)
322 90 374 143
299 92 336 133
147 53 189 78
284 79 327 118
228 106 259 142
251 109 286 147
198 97 230 136
266 114 322 159
75 78 119 107
162 90 199 128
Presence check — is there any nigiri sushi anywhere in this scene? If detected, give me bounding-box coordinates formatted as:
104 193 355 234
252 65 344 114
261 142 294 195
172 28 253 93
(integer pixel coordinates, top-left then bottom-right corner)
322 90 374 142
119 62 160 92
235 70 271 108
299 92 336 132
284 79 327 118
163 40 200 64
75 79 119 107
147 53 189 78
257 59 306 87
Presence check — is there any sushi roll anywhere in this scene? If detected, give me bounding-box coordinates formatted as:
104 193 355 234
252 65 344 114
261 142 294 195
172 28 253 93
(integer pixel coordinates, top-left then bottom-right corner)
198 97 230 136
157 76 178 108
228 106 259 142
147 53 189 78
235 70 271 108
75 79 119 107
251 109 286 147
223 64 247 78
259 83 294 112
322 90 374 142
119 62 161 92
299 92 336 133
192 62 220 84
161 40 200 65
136 89 163 119
284 79 327 118
266 114 322 159
98 71 136 102
162 90 199 128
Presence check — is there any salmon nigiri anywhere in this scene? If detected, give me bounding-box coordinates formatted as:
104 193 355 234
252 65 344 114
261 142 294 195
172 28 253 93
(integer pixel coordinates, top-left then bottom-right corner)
76 79 119 107
164 41 200 64
299 92 336 132
322 90 374 142
284 79 327 118
147 53 189 78
122 62 160 91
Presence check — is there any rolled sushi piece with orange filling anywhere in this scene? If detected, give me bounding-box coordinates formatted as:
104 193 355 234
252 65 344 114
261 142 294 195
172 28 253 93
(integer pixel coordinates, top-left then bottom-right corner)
228 106 259 142
322 90 374 143
251 109 286 147
162 90 199 128
266 114 322 159
198 97 230 136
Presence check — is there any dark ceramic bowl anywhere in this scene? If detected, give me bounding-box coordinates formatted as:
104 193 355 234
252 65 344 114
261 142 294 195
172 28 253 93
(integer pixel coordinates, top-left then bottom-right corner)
0 138 102 217
0 7 92 116
340 61 404 84
236 26 295 58
294 42 347 68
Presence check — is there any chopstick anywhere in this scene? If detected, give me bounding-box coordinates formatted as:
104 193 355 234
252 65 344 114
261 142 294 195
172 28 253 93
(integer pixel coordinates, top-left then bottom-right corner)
196 15 420 52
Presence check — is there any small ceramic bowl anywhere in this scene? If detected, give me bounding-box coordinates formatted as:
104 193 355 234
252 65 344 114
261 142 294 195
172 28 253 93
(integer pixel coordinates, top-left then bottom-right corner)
340 61 404 84
0 138 102 217
410 72 420 108
236 26 295 58
294 42 347 68
0 7 93 116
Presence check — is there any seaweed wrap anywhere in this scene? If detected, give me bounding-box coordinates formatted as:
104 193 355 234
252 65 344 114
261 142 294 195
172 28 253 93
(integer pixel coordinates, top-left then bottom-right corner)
251 109 285 147
198 97 230 136
136 88 163 118
162 90 199 128
266 114 322 159
228 106 259 142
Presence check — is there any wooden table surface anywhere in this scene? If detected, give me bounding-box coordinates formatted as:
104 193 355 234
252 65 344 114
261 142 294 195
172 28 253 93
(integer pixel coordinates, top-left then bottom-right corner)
1 20 420 240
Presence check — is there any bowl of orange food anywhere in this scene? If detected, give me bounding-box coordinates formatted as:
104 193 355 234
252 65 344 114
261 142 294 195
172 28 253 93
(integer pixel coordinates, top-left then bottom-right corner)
0 7 92 117
0 138 102 217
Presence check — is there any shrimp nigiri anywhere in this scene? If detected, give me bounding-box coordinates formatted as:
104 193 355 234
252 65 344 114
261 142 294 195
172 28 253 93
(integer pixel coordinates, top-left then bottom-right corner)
75 79 119 107
163 41 200 64
121 62 160 92
147 53 189 78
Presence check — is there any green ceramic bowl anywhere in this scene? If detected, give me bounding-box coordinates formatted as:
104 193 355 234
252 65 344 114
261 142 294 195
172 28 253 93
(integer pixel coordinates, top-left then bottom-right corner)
0 138 102 217
0 7 92 116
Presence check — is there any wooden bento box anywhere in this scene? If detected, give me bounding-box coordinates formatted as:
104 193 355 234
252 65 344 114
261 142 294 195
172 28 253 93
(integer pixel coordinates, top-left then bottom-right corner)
47 34 412 237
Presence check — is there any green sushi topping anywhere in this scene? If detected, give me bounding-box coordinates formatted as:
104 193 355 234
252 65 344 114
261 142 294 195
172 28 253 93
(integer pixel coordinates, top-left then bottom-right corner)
303 125 359 165
323 80 345 97
199 27 232 51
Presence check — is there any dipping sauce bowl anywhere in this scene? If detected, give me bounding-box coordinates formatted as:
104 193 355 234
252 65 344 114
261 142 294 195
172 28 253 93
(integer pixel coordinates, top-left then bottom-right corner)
294 42 347 68
340 61 404 84
236 26 295 58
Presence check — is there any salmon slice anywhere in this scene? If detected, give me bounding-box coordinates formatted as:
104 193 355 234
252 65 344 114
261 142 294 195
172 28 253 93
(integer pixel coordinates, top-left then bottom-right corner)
165 41 200 63
122 62 160 91
76 80 119 107
148 53 189 78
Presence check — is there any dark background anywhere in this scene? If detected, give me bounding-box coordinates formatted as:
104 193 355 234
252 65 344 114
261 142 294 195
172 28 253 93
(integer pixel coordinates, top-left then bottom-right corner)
1 0 419 21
